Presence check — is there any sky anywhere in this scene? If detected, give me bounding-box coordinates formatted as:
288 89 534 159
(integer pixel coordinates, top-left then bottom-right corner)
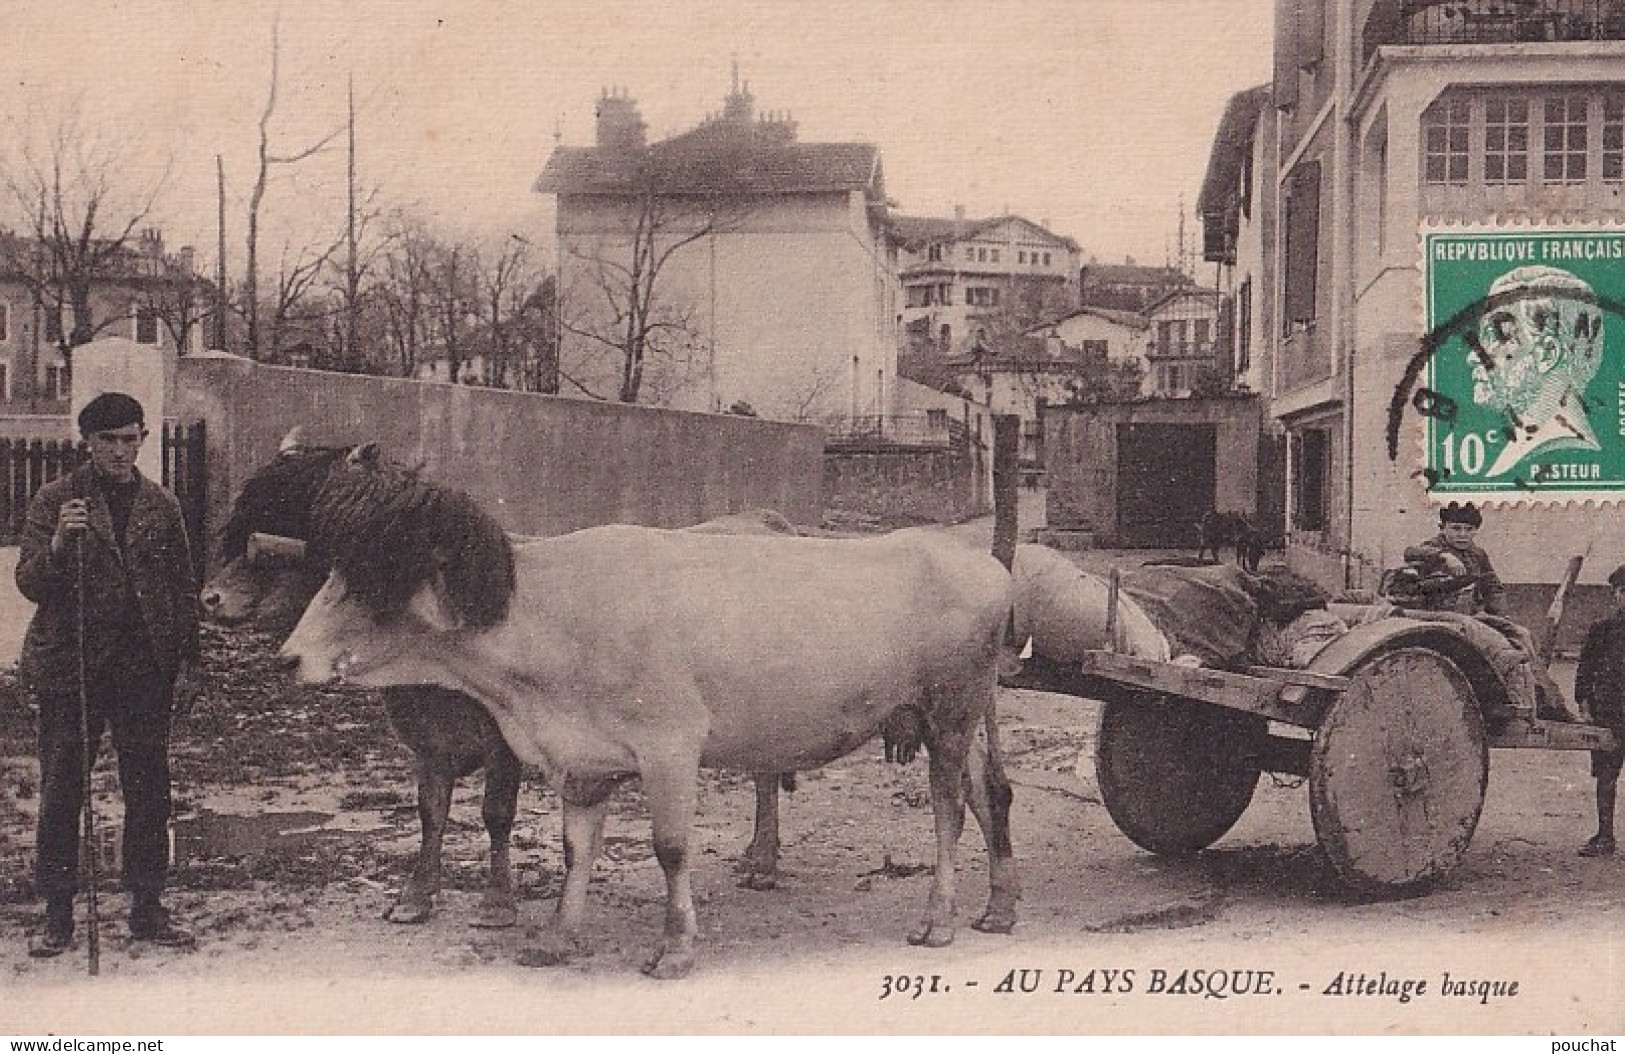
2 0 1276 271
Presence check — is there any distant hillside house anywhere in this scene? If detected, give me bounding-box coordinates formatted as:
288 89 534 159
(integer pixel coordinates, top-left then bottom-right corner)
1026 304 1151 392
535 76 899 425
0 227 205 408
1143 287 1225 397
893 212 1080 357
1078 259 1193 312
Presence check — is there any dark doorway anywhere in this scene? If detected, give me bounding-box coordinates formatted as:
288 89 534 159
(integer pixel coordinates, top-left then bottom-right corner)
1116 423 1217 547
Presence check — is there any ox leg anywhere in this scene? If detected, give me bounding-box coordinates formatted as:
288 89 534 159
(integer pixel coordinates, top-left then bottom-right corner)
642 763 703 980
735 773 781 891
908 730 970 948
517 778 611 968
471 746 522 929
964 722 1019 935
386 760 451 924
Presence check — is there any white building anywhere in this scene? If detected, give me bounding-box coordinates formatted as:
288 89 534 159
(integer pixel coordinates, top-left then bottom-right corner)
536 78 899 425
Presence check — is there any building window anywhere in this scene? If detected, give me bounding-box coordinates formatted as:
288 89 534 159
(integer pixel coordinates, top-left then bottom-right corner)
134 305 159 344
1237 278 1253 376
1283 161 1322 331
1484 96 1529 185
966 287 1002 307
990 249 1000 263
44 310 62 346
965 247 975 261
1193 318 1211 350
1605 95 1624 183
0 302 9 344
1079 339 1108 362
1424 98 1470 186
1544 94 1589 184
0 362 9 401
927 244 943 262
906 286 931 308
1017 251 1026 264
1291 427 1330 532
1042 252 1051 266
45 362 68 401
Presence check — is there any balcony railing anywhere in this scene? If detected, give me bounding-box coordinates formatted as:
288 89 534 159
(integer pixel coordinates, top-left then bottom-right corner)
822 412 956 448
1368 0 1625 57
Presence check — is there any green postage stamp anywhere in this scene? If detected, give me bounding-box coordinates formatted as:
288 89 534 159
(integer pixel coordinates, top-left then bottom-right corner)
1422 227 1625 501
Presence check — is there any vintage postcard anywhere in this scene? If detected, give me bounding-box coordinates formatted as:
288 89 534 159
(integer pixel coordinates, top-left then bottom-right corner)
1 0 1623 1040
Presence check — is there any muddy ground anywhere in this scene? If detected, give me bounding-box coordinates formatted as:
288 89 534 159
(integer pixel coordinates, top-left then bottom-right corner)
2 588 1624 1035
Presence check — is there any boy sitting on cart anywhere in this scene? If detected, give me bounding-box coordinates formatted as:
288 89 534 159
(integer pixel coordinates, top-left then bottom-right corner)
1385 502 1581 723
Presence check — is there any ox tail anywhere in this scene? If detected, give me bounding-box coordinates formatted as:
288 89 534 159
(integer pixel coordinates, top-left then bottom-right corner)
778 773 797 793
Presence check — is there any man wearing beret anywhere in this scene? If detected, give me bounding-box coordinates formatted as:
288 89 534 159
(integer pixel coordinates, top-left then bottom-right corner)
1575 565 1625 857
17 392 202 956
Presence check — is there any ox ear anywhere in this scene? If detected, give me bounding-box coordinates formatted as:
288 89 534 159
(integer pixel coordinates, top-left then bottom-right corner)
407 556 465 632
347 441 382 468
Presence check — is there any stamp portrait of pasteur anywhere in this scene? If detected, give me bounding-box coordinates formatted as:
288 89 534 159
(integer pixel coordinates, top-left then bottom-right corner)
1470 264 1605 478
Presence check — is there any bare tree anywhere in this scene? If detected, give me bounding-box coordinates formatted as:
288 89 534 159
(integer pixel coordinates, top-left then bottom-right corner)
473 238 537 388
559 158 753 404
0 104 171 394
375 216 437 377
245 14 344 358
428 241 474 384
264 234 344 360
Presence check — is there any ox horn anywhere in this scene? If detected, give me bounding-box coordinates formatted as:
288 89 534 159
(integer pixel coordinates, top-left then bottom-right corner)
247 532 309 561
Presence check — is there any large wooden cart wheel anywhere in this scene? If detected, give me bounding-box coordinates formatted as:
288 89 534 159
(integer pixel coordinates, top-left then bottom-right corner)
1309 646 1488 891
1096 692 1266 855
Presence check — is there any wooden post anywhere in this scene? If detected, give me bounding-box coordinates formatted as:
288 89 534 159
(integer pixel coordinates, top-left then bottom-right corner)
991 414 1020 572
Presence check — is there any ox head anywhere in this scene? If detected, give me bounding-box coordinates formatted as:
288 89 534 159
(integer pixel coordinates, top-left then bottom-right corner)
277 447 516 685
200 532 326 630
201 435 351 632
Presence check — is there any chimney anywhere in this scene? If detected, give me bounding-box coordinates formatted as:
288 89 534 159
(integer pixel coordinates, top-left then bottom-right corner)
595 87 646 151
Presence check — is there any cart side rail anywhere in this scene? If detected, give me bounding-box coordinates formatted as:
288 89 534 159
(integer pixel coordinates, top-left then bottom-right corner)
1305 616 1523 721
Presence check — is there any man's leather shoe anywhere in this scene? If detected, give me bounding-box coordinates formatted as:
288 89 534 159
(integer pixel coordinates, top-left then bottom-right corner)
129 906 196 949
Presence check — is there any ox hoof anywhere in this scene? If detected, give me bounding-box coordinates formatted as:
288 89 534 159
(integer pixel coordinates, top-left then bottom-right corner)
516 931 584 968
906 923 956 948
642 944 698 980
384 900 433 925
470 902 519 930
971 911 1017 935
736 869 778 892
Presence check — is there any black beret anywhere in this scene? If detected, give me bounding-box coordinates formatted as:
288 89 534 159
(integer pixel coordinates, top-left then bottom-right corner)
1438 501 1482 528
1608 565 1625 590
77 392 145 434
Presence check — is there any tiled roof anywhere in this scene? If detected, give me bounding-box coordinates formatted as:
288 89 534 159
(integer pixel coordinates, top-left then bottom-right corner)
536 138 882 197
1197 84 1270 217
1030 305 1151 331
889 213 1080 252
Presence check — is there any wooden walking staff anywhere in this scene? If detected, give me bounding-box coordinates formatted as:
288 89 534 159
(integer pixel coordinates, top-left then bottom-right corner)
74 499 100 976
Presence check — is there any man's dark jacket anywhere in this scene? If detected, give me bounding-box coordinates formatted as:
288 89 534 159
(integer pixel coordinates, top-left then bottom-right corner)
15 465 200 692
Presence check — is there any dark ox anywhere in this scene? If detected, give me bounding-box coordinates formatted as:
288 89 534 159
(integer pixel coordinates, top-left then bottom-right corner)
201 446 814 927
277 452 1019 978
203 444 523 928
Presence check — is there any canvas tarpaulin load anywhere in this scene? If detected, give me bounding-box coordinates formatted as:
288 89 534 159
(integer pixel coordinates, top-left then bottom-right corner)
1121 562 1263 668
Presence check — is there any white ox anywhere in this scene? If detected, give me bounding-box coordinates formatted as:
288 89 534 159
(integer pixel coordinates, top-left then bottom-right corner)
277 460 1018 978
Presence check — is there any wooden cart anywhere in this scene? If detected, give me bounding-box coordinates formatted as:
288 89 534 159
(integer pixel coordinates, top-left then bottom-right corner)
1006 602 1618 892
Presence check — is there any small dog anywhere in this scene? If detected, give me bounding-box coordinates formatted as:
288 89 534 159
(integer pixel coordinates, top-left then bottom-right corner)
1198 510 1265 573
